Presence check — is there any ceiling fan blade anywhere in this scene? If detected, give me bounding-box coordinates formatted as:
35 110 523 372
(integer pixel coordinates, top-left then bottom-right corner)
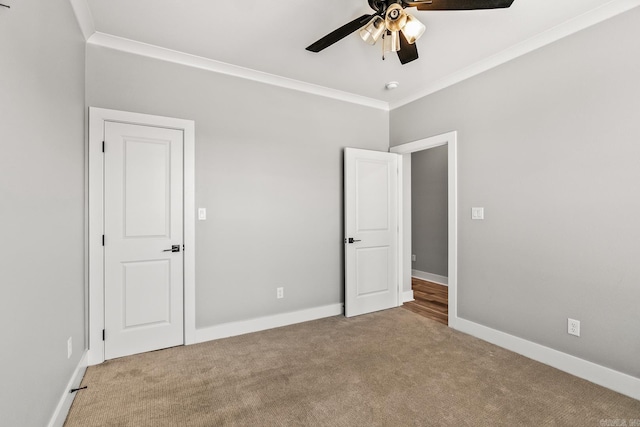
306 14 375 53
408 0 514 11
397 32 419 65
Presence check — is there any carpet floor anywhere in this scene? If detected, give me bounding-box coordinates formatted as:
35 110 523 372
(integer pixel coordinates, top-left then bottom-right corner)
65 308 639 426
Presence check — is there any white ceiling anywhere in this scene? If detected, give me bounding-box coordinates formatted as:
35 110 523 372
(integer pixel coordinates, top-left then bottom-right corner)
82 0 635 108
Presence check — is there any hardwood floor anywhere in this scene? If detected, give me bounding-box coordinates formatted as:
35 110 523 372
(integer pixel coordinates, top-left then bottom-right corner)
403 277 448 325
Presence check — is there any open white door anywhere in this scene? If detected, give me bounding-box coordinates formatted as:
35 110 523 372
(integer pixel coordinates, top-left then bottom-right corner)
344 148 399 317
103 122 184 360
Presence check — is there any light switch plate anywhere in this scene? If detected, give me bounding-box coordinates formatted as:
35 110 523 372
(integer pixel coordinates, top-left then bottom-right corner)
472 207 484 220
198 208 207 220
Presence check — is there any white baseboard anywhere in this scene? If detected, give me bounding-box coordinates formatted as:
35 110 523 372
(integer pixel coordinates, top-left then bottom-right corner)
453 318 640 401
194 304 344 344
402 290 415 302
47 350 88 427
412 269 448 286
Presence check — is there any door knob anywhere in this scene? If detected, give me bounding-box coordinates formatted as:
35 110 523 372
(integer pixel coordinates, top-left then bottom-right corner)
162 245 181 252
345 238 361 244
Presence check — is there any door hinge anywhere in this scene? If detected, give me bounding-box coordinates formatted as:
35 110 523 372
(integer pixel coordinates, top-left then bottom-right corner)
102 235 105 246
102 141 105 153
102 329 105 341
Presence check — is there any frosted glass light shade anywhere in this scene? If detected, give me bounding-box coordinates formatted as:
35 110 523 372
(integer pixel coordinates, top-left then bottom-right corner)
359 16 385 45
401 14 426 44
383 31 400 53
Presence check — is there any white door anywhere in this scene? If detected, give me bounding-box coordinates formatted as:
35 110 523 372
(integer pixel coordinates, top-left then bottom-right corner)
344 148 399 317
104 122 184 360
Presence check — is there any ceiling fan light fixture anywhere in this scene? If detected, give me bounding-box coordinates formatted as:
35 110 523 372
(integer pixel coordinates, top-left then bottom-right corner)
401 14 426 44
384 3 407 32
359 15 385 45
306 0 516 65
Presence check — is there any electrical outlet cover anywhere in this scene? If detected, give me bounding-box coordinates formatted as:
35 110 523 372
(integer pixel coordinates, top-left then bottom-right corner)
471 207 484 220
568 318 580 337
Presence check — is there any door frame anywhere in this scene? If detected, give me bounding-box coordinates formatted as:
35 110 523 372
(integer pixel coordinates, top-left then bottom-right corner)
87 107 196 365
390 131 458 327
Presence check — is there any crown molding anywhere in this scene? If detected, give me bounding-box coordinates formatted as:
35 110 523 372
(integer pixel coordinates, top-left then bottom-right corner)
68 0 95 41
86 32 390 111
390 0 640 110
73 0 639 112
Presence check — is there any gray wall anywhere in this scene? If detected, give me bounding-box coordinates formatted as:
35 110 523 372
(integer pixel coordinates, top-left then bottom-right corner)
0 1 86 426
86 46 389 328
411 146 448 277
391 7 640 378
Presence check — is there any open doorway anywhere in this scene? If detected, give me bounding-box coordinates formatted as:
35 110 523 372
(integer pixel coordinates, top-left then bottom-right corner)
391 131 458 327
404 145 449 324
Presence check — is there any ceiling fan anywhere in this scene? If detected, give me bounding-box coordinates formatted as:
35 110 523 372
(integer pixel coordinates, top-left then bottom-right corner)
306 0 515 65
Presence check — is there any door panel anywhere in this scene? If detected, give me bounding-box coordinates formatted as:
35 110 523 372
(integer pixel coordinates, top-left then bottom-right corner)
356 160 390 231
104 122 184 360
356 246 390 295
123 139 171 238
122 260 171 328
345 148 398 317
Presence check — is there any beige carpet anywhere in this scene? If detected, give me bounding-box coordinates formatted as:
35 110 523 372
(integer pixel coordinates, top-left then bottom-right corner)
65 308 639 426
